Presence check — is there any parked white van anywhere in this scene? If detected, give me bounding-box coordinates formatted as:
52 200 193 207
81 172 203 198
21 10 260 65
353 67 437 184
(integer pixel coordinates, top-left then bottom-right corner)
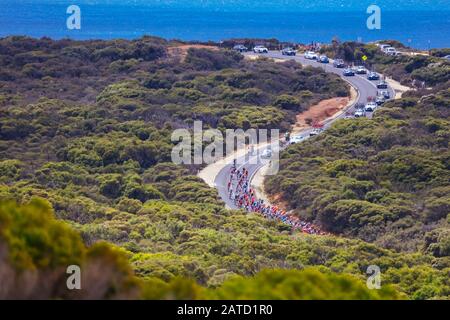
384 47 399 56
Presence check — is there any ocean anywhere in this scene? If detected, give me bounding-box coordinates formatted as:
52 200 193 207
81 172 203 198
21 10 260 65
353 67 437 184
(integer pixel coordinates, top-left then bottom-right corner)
0 1 449 49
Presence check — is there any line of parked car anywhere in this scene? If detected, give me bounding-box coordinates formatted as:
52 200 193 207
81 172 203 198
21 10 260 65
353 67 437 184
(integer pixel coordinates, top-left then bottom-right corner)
233 44 270 53
232 45 392 117
340 64 390 91
352 88 391 118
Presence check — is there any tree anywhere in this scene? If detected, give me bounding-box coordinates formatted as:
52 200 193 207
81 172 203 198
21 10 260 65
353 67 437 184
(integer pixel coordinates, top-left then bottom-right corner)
273 95 302 111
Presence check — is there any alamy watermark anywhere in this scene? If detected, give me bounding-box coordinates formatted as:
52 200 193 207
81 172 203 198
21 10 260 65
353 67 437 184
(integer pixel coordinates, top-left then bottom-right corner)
366 265 381 290
367 5 381 30
67 5 81 30
66 265 81 290
171 121 280 175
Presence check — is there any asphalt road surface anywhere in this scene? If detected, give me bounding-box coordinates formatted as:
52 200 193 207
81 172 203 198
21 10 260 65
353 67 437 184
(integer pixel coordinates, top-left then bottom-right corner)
214 50 394 209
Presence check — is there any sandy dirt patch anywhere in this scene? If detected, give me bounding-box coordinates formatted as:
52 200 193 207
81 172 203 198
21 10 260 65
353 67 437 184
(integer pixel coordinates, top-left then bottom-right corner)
291 97 350 133
385 77 414 99
168 44 218 61
244 55 285 63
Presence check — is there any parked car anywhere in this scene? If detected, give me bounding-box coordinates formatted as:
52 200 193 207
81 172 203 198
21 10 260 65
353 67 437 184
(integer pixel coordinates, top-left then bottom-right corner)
444 55 450 61
368 72 380 80
354 109 365 118
253 45 269 53
377 81 388 89
282 47 296 56
343 68 355 76
233 44 248 52
378 90 390 99
375 96 386 105
289 135 305 144
319 55 329 63
304 51 318 60
378 44 392 51
333 59 346 68
355 66 367 74
309 128 323 137
384 47 398 56
364 102 377 112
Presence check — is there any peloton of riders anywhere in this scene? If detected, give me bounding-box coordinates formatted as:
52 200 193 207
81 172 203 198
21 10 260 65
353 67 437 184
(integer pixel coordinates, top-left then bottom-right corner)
227 165 324 235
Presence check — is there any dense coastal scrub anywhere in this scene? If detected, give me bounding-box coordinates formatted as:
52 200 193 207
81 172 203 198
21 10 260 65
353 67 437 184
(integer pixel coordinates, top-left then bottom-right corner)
0 36 448 299
0 199 429 300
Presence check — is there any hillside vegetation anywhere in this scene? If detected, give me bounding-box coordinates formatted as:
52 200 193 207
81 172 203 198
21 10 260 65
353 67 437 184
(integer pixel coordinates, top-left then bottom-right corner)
0 36 448 299
266 89 449 262
1 200 408 300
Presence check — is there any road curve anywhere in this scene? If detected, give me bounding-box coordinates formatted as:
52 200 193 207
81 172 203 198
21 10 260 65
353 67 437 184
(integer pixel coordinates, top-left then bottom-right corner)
214 51 394 209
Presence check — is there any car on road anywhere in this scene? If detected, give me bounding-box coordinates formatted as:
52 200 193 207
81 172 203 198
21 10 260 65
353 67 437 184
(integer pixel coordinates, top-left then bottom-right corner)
343 68 355 76
281 47 296 56
261 147 272 159
375 96 386 105
319 55 329 63
309 128 324 137
304 51 319 60
364 102 377 112
354 109 365 118
333 59 346 68
253 45 269 53
233 44 248 52
355 66 367 74
378 90 390 99
377 81 388 89
368 72 380 80
289 135 305 144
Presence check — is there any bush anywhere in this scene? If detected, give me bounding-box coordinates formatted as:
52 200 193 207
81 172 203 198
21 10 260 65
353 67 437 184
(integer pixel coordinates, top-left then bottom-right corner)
273 95 302 111
124 183 164 203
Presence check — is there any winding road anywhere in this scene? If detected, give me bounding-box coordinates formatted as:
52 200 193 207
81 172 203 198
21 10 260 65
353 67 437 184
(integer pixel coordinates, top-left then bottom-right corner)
213 50 395 210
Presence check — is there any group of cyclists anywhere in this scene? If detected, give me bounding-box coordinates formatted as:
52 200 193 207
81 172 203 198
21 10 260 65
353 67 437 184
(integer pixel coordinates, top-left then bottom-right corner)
227 165 325 235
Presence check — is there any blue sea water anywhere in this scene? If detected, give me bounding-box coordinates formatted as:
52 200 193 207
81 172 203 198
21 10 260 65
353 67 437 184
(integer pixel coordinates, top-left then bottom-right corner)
0 1 449 49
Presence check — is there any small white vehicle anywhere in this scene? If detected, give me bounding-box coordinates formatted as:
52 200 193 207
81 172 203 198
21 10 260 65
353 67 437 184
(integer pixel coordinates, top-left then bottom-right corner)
261 148 272 159
355 66 367 74
304 51 319 60
290 135 305 144
378 44 391 51
309 128 323 137
253 45 269 53
354 109 365 118
384 47 398 56
364 102 377 112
